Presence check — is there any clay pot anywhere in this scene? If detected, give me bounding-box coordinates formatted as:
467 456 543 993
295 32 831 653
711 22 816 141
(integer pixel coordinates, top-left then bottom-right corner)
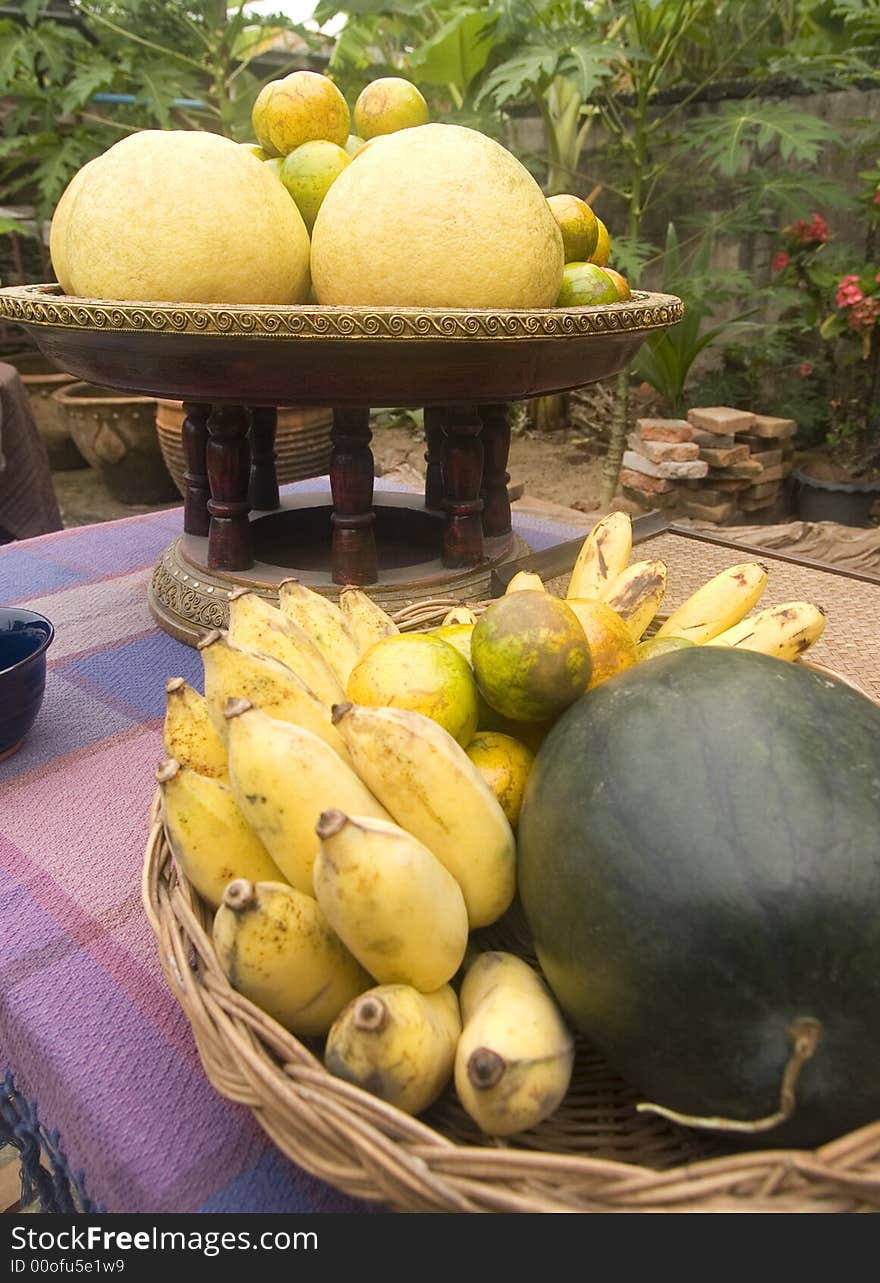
155 400 334 500
2 349 82 469
52 382 178 505
795 467 880 528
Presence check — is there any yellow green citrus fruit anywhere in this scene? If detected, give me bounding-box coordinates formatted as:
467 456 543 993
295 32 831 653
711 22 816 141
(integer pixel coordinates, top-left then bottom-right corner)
55 131 311 305
547 194 599 263
346 633 479 746
239 142 269 161
602 266 632 300
280 140 351 232
311 124 564 309
566 599 637 689
589 217 611 266
263 156 284 180
431 622 474 664
344 134 366 157
252 71 350 156
636 636 697 663
471 591 592 723
556 262 619 307
465 732 535 830
354 77 430 139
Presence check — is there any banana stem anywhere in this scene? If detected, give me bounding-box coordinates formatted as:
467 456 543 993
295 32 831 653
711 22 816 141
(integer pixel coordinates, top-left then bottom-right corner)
316 809 348 839
223 879 257 912
468 1047 506 1090
353 997 389 1034
637 1018 823 1134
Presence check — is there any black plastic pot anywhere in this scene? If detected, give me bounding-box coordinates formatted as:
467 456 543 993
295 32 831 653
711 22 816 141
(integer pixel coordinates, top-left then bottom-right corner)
794 468 880 527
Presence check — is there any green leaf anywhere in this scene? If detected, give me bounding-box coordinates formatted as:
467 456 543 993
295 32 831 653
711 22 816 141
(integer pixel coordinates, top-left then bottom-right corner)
410 9 498 92
476 45 561 107
680 102 839 179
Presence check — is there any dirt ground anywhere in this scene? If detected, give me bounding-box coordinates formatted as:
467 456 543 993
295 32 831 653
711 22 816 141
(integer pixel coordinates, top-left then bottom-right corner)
52 422 606 527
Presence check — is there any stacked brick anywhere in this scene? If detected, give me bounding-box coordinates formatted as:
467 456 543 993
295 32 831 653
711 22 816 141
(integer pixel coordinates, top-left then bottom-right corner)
620 407 796 523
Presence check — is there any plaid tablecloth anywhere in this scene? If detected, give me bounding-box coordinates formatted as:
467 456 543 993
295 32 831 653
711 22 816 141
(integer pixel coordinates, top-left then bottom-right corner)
0 484 588 1214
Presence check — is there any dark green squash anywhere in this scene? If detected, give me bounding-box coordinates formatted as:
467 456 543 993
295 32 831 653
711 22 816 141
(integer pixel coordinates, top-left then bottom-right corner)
518 647 880 1148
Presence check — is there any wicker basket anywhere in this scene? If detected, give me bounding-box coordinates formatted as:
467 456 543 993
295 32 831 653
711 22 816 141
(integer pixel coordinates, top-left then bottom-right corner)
142 593 880 1212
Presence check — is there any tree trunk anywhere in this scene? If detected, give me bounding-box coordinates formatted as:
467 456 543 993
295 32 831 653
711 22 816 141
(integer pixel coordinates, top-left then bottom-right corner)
599 367 629 509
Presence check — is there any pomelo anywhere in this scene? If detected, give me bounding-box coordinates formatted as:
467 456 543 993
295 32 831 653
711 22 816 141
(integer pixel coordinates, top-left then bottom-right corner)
311 124 564 309
344 134 365 157
252 70 350 155
56 131 311 305
346 633 479 746
50 157 99 294
354 77 429 139
471 591 592 723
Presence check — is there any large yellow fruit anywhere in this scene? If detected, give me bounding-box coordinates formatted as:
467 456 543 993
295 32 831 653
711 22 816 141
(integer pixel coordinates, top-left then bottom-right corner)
55 131 311 305
252 71 350 155
49 158 99 294
311 124 564 308
346 633 480 746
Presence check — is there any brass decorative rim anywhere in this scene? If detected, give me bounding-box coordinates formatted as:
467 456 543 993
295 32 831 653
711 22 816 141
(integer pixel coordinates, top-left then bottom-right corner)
0 283 683 342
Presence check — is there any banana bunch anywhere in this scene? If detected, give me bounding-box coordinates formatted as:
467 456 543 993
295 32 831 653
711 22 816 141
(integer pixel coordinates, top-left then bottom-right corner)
565 512 827 662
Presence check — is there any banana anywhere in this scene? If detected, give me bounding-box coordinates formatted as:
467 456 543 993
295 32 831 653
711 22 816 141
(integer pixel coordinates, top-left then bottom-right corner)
339 588 399 656
454 952 574 1137
331 702 516 929
198 630 350 761
505 571 545 595
313 810 469 991
442 606 477 626
277 579 360 687
656 561 769 643
325 983 460 1115
224 700 391 894
156 759 286 908
706 600 826 660
601 559 668 640
227 589 345 708
213 878 370 1037
163 678 228 780
566 511 632 600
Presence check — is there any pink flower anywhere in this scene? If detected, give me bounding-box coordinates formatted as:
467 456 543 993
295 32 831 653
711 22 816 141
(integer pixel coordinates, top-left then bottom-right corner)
785 213 829 245
809 213 829 242
798 362 813 377
848 297 880 332
874 191 880 204
836 275 865 308
772 251 790 273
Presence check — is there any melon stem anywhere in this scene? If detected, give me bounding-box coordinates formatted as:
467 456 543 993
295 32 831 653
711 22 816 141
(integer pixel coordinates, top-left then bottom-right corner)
635 1017 823 1134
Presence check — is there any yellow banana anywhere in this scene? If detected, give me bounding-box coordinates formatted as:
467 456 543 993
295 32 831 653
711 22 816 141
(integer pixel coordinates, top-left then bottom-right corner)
163 678 228 780
213 878 370 1037
656 561 769 644
339 588 399 656
227 589 345 708
313 810 468 991
198 630 350 761
505 571 545 594
331 702 516 929
454 952 574 1137
442 606 477 626
566 511 632 600
277 579 360 687
325 983 460 1115
601 559 668 640
224 700 391 893
706 600 826 660
156 759 285 908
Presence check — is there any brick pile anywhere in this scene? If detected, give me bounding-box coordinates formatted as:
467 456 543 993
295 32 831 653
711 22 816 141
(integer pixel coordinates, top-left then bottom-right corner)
619 407 796 523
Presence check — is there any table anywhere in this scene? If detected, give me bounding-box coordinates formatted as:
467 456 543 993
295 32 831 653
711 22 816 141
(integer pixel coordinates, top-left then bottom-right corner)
2 491 878 1214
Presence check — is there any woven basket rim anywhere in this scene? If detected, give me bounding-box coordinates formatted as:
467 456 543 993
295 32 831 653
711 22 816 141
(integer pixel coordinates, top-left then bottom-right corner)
143 655 880 1212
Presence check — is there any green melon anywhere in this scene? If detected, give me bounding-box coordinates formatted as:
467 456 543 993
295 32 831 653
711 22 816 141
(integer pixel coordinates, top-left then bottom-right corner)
518 647 880 1148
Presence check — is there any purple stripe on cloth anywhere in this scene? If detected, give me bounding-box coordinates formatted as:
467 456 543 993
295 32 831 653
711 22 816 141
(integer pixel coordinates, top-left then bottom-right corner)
0 548 87 601
61 632 203 721
0 672 139 785
18 569 157 663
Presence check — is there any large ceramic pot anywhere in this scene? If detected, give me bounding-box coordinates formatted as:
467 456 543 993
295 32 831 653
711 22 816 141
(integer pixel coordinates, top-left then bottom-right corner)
53 382 178 505
2 349 82 469
795 468 880 527
155 400 334 500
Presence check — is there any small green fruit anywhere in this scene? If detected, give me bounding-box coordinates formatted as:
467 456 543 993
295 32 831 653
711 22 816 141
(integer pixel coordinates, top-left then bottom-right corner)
556 262 619 307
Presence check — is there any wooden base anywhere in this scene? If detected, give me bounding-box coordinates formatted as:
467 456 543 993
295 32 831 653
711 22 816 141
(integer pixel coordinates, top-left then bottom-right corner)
148 493 525 646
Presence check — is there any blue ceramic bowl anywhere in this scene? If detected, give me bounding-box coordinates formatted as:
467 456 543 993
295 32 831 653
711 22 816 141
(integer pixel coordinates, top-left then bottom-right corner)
0 607 54 761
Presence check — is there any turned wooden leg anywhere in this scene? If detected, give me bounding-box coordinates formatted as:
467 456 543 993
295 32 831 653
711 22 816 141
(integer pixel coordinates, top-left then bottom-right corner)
423 406 447 512
248 406 280 510
329 407 377 585
479 403 512 537
181 402 210 536
442 405 484 568
206 404 253 571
